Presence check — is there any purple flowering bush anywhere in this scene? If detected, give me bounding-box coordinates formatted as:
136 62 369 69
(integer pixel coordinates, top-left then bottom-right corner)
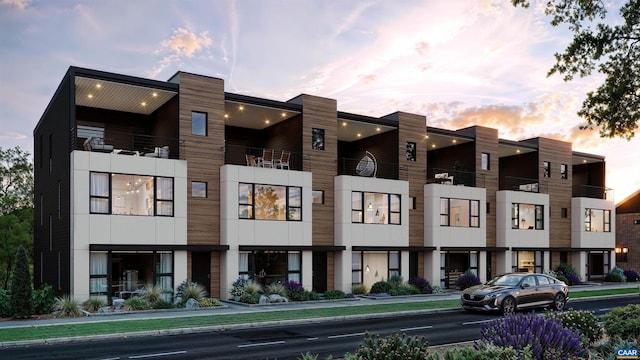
408 276 433 294
479 312 587 360
455 273 481 290
283 280 305 301
564 273 582 286
623 269 639 282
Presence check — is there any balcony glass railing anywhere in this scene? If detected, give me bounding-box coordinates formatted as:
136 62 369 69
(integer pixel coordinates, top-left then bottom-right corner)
573 185 612 200
501 176 547 193
71 128 184 160
427 168 483 187
224 144 303 171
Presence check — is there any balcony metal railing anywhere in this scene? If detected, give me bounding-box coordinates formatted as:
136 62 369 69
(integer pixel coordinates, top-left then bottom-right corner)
427 168 483 187
71 128 184 160
337 157 400 180
224 144 304 171
573 184 613 200
501 176 547 193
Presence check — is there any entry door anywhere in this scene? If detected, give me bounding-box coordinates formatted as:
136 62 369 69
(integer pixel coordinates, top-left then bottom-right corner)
589 252 605 279
312 252 327 293
191 252 211 295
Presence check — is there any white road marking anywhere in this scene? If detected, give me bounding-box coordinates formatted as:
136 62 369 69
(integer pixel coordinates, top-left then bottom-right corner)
99 358 120 360
128 351 187 359
462 319 494 325
327 332 366 339
237 341 286 348
400 325 433 332
307 337 319 341
599 308 611 312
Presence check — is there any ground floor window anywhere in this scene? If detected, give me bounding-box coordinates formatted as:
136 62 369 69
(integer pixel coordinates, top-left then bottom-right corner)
512 251 543 273
238 250 302 286
89 251 174 302
351 251 401 290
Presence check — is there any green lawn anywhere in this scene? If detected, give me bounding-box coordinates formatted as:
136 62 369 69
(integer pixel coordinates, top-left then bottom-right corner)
0 287 636 342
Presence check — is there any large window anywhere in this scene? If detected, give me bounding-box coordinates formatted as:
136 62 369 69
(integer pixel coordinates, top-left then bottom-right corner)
512 203 544 229
238 183 302 221
89 172 174 216
351 191 401 224
585 208 611 232
440 198 480 227
238 251 301 285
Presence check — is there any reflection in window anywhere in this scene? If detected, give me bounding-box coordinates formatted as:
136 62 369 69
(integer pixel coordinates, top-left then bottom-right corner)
585 208 611 232
238 183 302 221
440 198 480 227
191 111 207 136
351 191 401 224
512 203 544 230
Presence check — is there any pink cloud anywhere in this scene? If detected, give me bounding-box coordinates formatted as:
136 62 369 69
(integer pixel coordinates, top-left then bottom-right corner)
1 0 29 10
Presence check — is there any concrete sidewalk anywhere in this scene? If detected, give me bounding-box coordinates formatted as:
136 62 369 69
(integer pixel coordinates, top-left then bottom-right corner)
0 282 636 346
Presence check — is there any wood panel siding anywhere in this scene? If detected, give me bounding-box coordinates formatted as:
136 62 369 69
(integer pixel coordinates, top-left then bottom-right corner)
326 252 335 291
210 252 221 298
394 112 427 247
473 127 499 247
538 138 573 249
176 72 225 247
293 95 338 247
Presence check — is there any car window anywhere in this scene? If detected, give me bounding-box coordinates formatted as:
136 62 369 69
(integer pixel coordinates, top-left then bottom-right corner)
489 275 522 286
522 276 536 287
536 275 550 285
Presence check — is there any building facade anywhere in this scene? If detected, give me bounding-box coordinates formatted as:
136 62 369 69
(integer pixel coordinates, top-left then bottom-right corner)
615 191 640 271
33 67 616 302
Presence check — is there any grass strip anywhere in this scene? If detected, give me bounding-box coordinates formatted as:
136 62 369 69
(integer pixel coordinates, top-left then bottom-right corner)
0 287 636 342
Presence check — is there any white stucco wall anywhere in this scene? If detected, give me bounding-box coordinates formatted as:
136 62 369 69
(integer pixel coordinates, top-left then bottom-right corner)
496 190 550 249
571 197 616 249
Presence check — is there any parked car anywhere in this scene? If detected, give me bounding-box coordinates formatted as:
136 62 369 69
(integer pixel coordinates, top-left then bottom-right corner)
461 273 569 314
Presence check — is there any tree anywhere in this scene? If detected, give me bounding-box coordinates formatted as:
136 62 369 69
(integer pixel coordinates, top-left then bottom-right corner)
0 147 34 290
0 146 33 214
10 245 32 318
513 0 640 140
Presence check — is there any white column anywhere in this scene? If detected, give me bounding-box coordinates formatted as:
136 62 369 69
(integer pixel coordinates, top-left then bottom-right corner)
302 251 313 291
424 251 440 288
334 248 352 293
220 248 238 300
478 251 487 283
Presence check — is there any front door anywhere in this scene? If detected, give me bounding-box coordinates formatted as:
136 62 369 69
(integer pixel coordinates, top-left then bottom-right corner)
589 252 605 280
312 252 327 293
191 252 211 295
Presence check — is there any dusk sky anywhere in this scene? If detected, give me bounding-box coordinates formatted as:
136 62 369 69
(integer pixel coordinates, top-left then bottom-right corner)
1 0 637 203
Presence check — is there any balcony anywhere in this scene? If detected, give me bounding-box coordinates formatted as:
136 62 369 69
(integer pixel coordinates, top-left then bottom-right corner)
500 176 547 193
573 185 613 200
71 128 184 160
224 144 304 171
427 168 483 187
337 156 400 180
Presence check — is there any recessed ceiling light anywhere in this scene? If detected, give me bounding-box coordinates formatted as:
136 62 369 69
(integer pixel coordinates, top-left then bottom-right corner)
452 139 457 143
87 94 93 99
432 144 436 148
357 133 361 137
224 114 229 119
281 112 286 118
265 120 270 124
583 159 587 163
376 127 381 132
141 102 146 106
152 92 158 97
95 84 101 89
342 121 347 126
425 135 429 139
238 105 244 111
516 149 521 153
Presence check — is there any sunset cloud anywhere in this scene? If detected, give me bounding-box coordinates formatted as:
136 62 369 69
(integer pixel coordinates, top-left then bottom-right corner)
1 0 29 10
148 28 212 78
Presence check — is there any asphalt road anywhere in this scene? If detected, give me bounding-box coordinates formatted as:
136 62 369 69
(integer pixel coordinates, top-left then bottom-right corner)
2 295 638 360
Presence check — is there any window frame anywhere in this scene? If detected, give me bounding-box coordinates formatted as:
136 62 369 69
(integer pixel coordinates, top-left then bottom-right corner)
238 182 302 221
440 198 480 228
192 181 208 198
511 203 544 230
584 208 611 232
560 164 568 179
481 153 490 170
191 111 208 136
543 161 550 178
351 191 401 225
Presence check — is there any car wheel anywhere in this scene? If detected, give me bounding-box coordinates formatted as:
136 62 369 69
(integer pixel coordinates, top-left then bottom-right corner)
500 296 516 315
552 293 566 311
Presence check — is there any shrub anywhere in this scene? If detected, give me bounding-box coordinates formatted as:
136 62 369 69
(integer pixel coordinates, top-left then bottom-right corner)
324 290 347 300
124 297 151 311
239 292 259 304
198 297 222 307
555 274 569 285
480 312 587 359
369 281 392 294
390 283 418 296
611 267 627 280
455 273 481 290
623 269 640 282
301 290 321 301
176 279 207 304
245 281 263 295
10 245 32 318
83 297 107 312
0 290 10 317
556 262 578 276
408 276 433 294
431 285 445 294
545 308 603 346
142 284 163 304
425 342 534 360
602 304 640 341
592 337 638 359
283 280 305 301
53 295 82 317
32 283 55 315
152 299 174 309
604 271 624 282
355 332 430 360
230 277 249 298
265 283 287 297
564 273 582 286
351 284 367 295
387 274 404 287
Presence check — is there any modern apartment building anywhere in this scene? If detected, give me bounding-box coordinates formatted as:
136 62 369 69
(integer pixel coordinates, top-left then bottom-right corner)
33 66 616 303
615 190 640 270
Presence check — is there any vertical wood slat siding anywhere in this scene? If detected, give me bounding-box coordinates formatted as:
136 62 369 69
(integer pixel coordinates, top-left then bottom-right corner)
210 252 221 298
474 127 499 247
299 95 338 247
538 138 573 249
178 73 225 246
397 112 427 247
